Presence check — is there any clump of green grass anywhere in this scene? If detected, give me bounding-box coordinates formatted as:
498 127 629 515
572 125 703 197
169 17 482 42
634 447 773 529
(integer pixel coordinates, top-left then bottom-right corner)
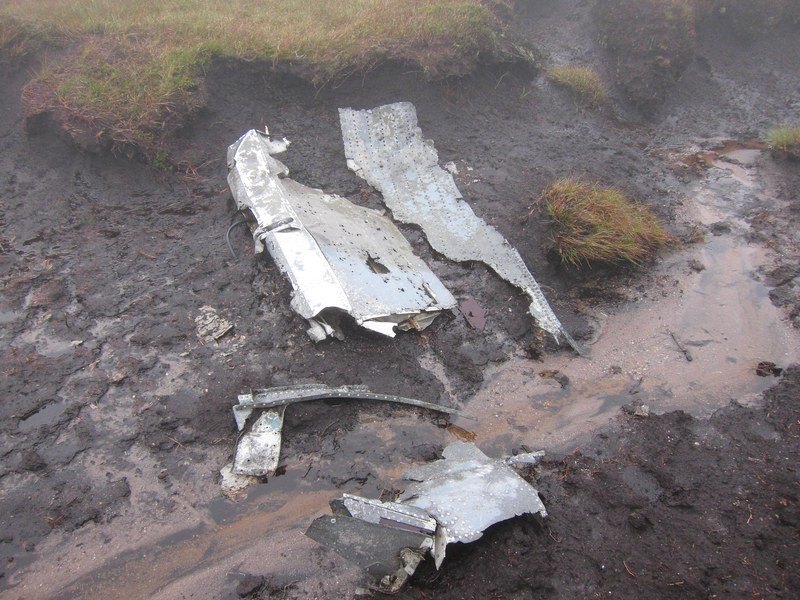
547 65 607 107
542 179 674 267
766 125 800 156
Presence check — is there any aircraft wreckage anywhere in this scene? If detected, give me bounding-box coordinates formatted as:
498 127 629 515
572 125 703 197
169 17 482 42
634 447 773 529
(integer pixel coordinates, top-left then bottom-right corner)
226 102 577 349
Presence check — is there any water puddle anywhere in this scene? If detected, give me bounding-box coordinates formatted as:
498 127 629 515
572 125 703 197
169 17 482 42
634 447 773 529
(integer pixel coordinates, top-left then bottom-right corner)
450 142 798 452
0 308 22 325
58 490 335 600
14 327 81 358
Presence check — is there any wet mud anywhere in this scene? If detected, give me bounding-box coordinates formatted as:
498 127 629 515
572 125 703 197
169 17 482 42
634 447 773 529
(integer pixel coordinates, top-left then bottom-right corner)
1 3 800 599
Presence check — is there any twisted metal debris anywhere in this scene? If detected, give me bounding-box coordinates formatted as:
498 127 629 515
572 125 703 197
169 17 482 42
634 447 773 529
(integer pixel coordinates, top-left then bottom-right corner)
227 128 456 341
306 442 547 592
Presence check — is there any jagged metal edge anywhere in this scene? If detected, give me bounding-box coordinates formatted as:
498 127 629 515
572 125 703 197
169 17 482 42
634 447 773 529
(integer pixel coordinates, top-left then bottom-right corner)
338 103 581 352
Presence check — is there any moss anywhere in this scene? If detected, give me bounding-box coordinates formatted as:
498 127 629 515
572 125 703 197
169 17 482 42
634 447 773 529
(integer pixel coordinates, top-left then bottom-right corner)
23 35 208 157
542 179 674 267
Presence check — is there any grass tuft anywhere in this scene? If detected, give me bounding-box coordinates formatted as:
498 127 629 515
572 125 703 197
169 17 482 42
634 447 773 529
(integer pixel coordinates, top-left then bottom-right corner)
542 179 674 267
766 125 800 156
547 65 607 107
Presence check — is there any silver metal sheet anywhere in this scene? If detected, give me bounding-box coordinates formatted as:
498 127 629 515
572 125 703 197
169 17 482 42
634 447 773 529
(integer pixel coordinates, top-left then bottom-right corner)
232 407 285 477
226 129 456 341
339 103 579 351
400 442 547 566
340 494 437 534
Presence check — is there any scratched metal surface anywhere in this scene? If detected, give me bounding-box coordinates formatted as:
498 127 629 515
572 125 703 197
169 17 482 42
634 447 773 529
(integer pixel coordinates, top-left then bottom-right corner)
339 103 577 349
227 128 456 340
400 442 547 550
232 407 285 477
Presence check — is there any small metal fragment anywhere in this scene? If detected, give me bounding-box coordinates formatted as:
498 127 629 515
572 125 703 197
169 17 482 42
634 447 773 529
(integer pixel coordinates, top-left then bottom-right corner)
195 305 234 342
505 450 546 466
232 408 285 477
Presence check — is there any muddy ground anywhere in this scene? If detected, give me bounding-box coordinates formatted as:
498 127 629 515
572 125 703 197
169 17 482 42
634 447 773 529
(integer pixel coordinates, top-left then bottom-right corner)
402 367 800 599
1 1 799 598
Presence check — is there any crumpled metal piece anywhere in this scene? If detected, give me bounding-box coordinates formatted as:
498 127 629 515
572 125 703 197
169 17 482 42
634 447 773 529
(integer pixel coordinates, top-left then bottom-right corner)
400 442 547 567
306 442 547 590
231 385 466 479
338 103 580 351
226 128 456 342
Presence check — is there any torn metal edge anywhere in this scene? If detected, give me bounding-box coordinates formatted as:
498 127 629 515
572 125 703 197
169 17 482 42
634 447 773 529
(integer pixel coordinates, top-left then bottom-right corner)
226 128 457 342
338 103 582 353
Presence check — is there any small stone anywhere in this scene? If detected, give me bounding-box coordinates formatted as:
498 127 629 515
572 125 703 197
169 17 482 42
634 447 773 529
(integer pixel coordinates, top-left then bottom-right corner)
709 221 732 235
628 511 650 530
539 369 570 388
633 405 650 418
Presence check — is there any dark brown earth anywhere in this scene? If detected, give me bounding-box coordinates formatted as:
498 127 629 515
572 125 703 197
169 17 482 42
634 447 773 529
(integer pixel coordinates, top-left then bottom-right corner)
1 1 799 598
399 368 800 599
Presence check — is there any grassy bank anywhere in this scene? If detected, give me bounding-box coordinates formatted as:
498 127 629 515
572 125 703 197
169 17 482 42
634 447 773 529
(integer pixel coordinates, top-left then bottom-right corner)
0 0 505 158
